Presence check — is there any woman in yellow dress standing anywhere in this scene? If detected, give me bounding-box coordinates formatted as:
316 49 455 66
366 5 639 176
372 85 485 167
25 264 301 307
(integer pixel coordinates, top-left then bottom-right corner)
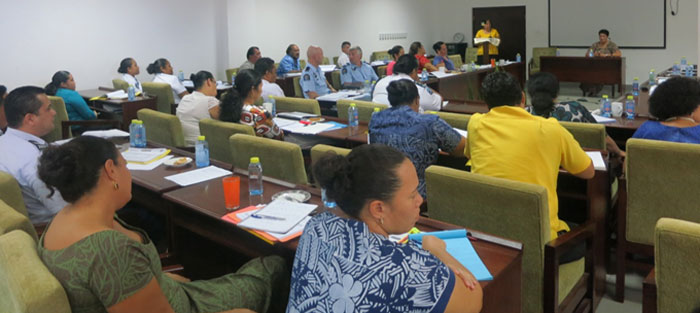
475 19 500 64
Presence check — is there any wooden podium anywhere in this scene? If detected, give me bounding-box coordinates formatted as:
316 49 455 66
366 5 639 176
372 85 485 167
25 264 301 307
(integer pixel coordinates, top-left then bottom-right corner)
481 42 491 65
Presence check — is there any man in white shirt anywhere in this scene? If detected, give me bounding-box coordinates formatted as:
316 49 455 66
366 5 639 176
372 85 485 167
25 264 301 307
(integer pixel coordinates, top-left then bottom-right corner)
337 41 351 68
373 54 442 112
0 86 67 224
254 57 284 103
0 85 7 135
239 46 261 71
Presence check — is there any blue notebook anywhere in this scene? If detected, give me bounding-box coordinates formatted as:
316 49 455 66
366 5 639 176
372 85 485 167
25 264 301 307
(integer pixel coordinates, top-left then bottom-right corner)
409 229 493 281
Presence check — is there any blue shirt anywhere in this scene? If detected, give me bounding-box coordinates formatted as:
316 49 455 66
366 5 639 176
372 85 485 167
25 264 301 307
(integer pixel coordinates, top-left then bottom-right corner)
277 54 301 75
300 64 331 98
55 88 96 122
369 106 462 197
432 55 455 71
340 62 379 85
632 120 700 144
287 211 455 313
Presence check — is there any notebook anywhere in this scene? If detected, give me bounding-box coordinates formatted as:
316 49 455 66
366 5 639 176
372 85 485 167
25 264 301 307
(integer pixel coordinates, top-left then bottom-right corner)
236 198 317 234
222 205 311 243
409 229 493 281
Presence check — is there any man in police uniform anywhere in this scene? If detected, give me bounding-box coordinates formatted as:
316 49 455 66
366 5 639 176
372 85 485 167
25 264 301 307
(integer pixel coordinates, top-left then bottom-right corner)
277 44 301 76
300 46 336 99
340 46 379 88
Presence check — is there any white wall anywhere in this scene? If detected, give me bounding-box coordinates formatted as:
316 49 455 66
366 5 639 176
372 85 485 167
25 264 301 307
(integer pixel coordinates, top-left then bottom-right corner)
1 0 228 90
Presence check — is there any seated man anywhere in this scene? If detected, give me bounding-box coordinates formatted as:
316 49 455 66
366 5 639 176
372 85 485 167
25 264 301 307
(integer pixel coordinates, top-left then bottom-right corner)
239 46 261 71
0 85 7 135
277 44 301 76
466 72 594 250
373 54 442 112
340 46 379 87
337 41 351 67
300 45 336 99
255 57 285 103
432 41 455 71
0 86 66 223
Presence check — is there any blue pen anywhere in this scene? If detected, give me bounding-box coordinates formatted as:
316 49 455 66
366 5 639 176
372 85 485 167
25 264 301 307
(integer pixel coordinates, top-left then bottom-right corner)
251 214 286 221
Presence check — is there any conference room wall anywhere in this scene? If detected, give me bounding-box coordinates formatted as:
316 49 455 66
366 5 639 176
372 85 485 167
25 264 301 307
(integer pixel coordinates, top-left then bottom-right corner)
0 0 229 90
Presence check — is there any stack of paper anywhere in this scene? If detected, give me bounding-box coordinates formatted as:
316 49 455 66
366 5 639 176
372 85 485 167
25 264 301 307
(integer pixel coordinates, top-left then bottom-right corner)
122 148 170 164
320 65 337 72
236 198 317 234
82 129 130 138
276 111 319 120
164 166 231 186
585 151 607 171
106 90 128 100
591 114 617 123
430 71 458 79
409 229 493 281
222 205 313 243
316 90 362 102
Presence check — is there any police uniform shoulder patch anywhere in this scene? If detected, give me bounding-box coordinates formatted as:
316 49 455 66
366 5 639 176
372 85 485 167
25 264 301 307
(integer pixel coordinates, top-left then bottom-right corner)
342 68 347 74
304 74 310 81
304 66 311 72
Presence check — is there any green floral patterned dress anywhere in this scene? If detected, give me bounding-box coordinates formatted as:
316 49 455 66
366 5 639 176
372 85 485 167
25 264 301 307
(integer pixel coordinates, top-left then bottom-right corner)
38 216 287 313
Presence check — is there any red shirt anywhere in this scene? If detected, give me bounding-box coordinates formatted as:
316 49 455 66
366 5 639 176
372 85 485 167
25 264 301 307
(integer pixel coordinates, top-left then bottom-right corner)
415 54 430 73
386 61 396 76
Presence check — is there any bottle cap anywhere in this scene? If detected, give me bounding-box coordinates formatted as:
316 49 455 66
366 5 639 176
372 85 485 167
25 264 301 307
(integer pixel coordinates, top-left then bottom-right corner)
131 119 139 124
627 95 633 99
350 103 356 107
365 80 370 83
250 157 260 163
634 77 639 80
198 135 205 141
373 107 381 112
650 69 655 71
603 95 609 99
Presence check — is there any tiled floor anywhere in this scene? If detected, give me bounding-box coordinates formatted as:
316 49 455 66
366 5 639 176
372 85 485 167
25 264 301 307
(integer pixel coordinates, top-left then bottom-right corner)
597 273 645 313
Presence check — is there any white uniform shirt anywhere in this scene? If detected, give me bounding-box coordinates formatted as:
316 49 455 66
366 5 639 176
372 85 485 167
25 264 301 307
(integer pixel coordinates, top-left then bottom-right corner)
153 73 187 104
372 73 442 112
337 52 350 68
176 91 220 146
121 73 143 93
0 128 67 224
261 79 284 103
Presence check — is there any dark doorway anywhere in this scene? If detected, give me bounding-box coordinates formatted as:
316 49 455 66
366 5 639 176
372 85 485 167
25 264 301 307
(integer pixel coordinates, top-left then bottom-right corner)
472 6 526 63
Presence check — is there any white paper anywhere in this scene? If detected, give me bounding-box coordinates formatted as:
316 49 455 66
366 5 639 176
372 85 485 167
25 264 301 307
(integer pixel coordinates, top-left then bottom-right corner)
164 165 232 186
473 37 501 47
316 90 362 102
370 60 388 66
82 129 130 138
319 65 337 72
182 80 194 88
388 231 411 243
106 90 128 100
235 208 311 239
591 113 617 123
53 138 74 146
453 128 468 138
122 148 169 163
586 151 607 171
127 155 173 171
430 71 458 79
284 72 303 77
276 111 318 120
237 198 317 234
272 117 299 128
290 123 336 135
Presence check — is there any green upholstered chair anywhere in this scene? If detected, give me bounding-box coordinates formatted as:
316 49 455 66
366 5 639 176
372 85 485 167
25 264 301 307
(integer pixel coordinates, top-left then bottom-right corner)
226 67 239 84
136 109 185 147
654 218 700 313
559 121 606 150
616 139 700 301
229 134 308 185
376 66 387 78
330 71 342 90
269 96 321 115
0 171 29 219
199 118 255 164
112 79 129 91
448 54 463 68
337 99 386 123
425 110 471 130
142 82 175 114
333 56 339 66
465 48 479 64
530 47 558 75
292 76 303 98
321 57 330 65
0 230 71 313
425 166 595 313
0 200 37 242
43 96 71 142
310 144 350 168
370 50 390 62
299 59 306 69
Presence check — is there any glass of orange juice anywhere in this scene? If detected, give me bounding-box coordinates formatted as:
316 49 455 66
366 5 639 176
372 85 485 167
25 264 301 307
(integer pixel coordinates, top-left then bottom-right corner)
222 176 240 210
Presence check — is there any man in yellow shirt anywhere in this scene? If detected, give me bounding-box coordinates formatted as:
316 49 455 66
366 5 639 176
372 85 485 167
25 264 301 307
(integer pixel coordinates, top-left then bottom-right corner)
465 72 594 243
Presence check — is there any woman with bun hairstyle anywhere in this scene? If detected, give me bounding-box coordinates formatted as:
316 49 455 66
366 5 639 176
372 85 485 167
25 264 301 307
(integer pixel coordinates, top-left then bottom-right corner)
385 45 404 76
219 69 282 140
146 58 188 104
176 70 220 146
118 57 143 93
37 135 287 313
45 70 97 124
287 144 482 313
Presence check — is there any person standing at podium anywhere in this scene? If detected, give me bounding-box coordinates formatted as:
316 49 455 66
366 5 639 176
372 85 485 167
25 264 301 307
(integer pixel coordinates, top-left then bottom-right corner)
475 19 500 64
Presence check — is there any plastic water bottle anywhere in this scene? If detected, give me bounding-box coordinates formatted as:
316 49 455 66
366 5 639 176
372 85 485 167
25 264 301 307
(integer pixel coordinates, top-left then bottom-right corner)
137 121 147 147
321 188 337 209
601 95 612 118
348 103 359 128
681 56 687 73
269 97 276 117
195 136 209 168
515 53 521 63
178 70 185 81
420 69 429 82
672 63 680 76
625 95 635 120
127 85 135 101
588 50 594 58
248 157 264 204
686 64 694 77
632 77 639 93
231 71 237 84
363 80 371 94
129 120 147 148
556 48 561 56
649 69 656 86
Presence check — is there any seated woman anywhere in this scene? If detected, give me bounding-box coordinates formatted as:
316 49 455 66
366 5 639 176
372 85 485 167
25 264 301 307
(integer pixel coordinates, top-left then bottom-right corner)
369 79 465 198
409 41 439 73
118 57 143 93
176 70 221 146
219 69 283 140
37 136 287 313
580 29 622 96
45 71 97 124
288 144 482 313
385 45 403 76
146 58 189 104
527 71 625 156
632 76 700 143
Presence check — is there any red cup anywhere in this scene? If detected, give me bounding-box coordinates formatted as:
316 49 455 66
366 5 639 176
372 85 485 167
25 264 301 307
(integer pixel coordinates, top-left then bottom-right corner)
222 176 240 210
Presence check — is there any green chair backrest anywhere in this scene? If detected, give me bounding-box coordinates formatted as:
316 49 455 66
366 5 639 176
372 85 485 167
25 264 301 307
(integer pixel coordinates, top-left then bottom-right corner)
141 82 175 114
626 139 700 245
229 134 308 185
448 54 463 68
376 66 387 78
337 99 386 123
310 144 351 169
425 110 471 130
559 121 606 150
136 109 185 147
112 79 129 92
299 59 307 69
465 47 479 64
370 50 390 62
0 171 30 222
321 57 330 65
333 56 339 66
531 47 557 73
199 118 255 164
330 71 341 91
293 76 303 98
0 230 71 313
655 218 700 313
426 166 562 313
270 96 321 115
0 200 37 242
42 96 71 142
226 68 239 84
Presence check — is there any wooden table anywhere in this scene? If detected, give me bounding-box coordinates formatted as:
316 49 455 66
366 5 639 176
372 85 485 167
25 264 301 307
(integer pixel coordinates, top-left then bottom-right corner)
643 269 657 313
79 88 157 130
427 62 525 102
540 56 626 97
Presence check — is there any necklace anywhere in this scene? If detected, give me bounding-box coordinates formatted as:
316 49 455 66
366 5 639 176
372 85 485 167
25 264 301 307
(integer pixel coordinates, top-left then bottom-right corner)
664 116 697 123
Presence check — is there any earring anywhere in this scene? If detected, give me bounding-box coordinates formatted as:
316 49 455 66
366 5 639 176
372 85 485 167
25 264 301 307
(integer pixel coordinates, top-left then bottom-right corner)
379 217 384 225
113 181 119 190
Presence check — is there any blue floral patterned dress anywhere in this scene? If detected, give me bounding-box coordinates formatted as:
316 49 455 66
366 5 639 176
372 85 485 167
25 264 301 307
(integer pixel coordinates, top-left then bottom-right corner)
286 211 455 313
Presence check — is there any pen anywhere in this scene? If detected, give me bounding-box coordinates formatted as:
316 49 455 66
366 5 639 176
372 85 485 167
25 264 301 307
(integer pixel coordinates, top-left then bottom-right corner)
251 214 286 221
